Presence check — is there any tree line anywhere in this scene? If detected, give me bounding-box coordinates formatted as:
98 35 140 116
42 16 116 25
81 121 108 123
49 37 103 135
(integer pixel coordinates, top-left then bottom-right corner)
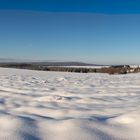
0 63 140 74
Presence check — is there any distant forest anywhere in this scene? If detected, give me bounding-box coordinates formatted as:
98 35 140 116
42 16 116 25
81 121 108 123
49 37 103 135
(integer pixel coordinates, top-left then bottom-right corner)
0 62 140 74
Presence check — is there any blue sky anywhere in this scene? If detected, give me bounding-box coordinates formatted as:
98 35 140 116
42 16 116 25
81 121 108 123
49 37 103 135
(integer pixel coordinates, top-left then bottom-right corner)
0 0 140 64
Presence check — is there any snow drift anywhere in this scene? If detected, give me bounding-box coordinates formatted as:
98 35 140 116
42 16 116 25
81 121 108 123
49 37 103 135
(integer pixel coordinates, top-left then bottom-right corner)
0 67 139 139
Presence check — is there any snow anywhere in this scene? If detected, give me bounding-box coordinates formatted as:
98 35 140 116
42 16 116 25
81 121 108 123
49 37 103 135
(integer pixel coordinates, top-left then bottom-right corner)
52 65 109 68
130 65 140 68
0 67 140 139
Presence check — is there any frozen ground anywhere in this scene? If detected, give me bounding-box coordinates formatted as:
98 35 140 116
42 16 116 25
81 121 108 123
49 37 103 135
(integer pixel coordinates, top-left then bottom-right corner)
0 68 140 140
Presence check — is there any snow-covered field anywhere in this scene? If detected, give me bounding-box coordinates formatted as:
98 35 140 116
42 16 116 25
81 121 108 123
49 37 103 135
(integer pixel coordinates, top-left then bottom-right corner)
0 67 140 140
50 65 109 68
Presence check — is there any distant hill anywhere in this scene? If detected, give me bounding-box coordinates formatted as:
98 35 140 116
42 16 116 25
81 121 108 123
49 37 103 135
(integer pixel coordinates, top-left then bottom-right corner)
32 61 102 66
0 58 33 63
0 59 102 67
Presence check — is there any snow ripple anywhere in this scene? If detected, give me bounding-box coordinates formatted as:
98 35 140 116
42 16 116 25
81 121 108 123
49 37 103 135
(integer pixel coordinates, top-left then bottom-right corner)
0 68 140 139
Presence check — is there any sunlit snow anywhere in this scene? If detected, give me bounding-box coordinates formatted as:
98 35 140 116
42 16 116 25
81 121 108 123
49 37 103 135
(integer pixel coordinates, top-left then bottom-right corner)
0 68 140 140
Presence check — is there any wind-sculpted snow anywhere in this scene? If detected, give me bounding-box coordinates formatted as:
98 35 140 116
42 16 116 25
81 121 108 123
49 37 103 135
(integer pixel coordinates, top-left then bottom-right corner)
0 68 140 139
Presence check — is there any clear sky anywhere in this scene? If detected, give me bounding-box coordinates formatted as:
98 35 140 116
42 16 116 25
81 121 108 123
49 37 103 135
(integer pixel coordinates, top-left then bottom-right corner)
0 0 140 64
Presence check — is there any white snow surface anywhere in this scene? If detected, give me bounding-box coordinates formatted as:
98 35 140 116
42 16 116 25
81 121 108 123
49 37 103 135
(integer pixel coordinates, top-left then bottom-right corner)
0 68 140 139
51 65 109 68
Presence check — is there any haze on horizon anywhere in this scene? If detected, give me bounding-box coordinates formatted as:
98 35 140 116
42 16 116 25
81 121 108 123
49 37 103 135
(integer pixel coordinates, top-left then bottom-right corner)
0 0 140 65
